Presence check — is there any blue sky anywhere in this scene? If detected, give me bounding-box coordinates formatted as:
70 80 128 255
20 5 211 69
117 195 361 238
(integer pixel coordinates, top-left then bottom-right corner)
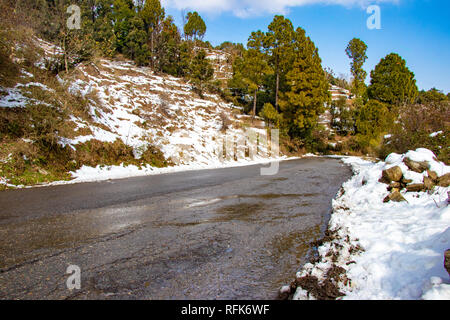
162 0 450 93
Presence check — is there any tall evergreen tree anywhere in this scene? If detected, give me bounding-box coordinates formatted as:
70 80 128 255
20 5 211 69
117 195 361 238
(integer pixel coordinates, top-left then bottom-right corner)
189 49 214 97
237 31 273 121
141 0 165 69
368 53 418 106
265 15 295 111
112 0 135 53
279 27 329 138
184 12 206 41
345 38 368 100
156 16 181 75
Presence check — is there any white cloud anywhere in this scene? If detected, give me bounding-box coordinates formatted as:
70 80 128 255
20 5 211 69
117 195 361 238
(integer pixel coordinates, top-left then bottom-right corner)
162 0 399 18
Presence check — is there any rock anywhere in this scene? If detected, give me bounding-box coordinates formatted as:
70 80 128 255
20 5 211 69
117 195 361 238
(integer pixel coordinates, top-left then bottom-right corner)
427 170 439 182
438 173 450 187
406 183 426 192
403 157 430 173
401 177 413 184
423 176 434 190
380 166 403 184
445 250 450 277
383 191 406 203
387 182 400 191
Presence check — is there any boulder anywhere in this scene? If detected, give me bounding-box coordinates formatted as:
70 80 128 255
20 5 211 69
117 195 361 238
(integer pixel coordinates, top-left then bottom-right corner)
383 191 406 203
438 173 450 187
406 183 426 192
423 176 435 190
427 169 439 182
403 157 430 173
445 250 450 277
380 166 403 184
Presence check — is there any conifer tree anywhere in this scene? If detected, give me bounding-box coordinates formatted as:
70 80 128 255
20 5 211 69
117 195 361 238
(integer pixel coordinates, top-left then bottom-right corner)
189 49 214 97
279 27 329 138
237 31 273 121
156 16 181 75
345 38 368 100
368 53 418 106
184 12 206 41
265 15 295 111
112 0 135 53
141 0 165 69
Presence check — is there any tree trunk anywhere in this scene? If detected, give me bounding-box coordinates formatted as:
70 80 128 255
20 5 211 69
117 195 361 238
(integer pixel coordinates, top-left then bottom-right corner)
151 31 154 69
252 90 257 124
63 35 68 73
275 71 279 111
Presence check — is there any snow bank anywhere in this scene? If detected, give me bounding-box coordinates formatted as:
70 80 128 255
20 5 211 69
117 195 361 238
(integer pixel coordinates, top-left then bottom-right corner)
46 156 293 185
294 148 450 300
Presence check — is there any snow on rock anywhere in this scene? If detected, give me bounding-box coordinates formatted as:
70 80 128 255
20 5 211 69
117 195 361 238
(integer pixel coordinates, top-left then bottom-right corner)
293 149 450 300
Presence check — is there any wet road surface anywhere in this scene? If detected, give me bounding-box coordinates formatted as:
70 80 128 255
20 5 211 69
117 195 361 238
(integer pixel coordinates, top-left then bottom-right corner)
0 157 352 299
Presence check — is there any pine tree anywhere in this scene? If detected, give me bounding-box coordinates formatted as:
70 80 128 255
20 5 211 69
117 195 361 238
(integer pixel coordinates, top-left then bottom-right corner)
125 16 150 65
112 0 135 53
141 0 165 69
368 53 418 107
237 31 273 121
189 49 214 97
93 0 116 57
345 38 368 100
355 100 391 149
265 15 295 111
156 16 181 75
279 27 329 138
184 12 206 41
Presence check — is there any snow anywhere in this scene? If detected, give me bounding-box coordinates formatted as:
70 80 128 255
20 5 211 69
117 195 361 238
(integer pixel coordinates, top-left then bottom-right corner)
47 156 295 186
294 148 450 300
430 131 443 138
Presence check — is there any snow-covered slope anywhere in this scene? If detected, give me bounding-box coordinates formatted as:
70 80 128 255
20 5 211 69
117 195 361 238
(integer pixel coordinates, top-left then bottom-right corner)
293 148 450 300
62 58 274 164
1 38 282 187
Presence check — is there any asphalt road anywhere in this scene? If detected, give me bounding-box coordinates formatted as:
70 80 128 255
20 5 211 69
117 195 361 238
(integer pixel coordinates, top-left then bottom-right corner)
0 157 352 299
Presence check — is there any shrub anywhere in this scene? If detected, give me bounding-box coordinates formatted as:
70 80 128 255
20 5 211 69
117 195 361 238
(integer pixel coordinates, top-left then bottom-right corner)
378 101 449 163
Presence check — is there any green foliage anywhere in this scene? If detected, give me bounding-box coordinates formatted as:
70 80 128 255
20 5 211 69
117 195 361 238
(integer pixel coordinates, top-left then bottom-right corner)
345 38 368 98
417 88 448 104
265 15 295 109
368 53 418 107
355 100 391 151
279 27 329 138
236 31 273 118
330 97 355 135
260 103 281 127
189 49 214 97
379 101 449 163
184 12 206 41
124 16 150 65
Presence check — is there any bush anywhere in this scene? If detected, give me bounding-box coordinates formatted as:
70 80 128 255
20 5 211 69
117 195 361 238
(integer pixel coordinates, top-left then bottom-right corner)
378 102 449 163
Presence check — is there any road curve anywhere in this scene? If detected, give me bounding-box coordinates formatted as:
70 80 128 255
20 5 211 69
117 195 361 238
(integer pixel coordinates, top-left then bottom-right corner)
0 157 352 299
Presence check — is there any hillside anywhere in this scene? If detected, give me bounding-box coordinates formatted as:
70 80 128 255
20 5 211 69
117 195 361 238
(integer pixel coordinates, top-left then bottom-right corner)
0 38 278 189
